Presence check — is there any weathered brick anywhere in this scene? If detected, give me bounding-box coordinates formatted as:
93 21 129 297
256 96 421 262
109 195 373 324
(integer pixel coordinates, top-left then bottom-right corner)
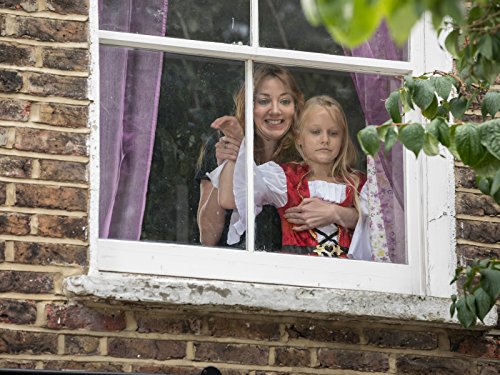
45 304 126 331
24 72 87 99
45 0 88 15
32 102 88 128
0 329 57 354
0 361 36 369
65 335 99 355
37 215 87 240
457 244 500 264
41 47 88 72
137 315 202 335
15 128 87 156
44 362 123 372
0 127 9 147
39 159 86 182
207 317 280 341
0 299 37 324
396 355 474 374
16 184 87 211
365 328 438 350
0 70 23 92
0 270 53 293
108 337 185 360
0 42 36 66
0 99 30 121
455 166 477 189
0 156 32 178
0 0 37 11
274 347 310 367
194 342 268 365
132 365 205 375
0 213 30 236
5 15 87 42
14 242 87 266
0 183 5 205
286 321 359 344
456 219 500 244
0 241 4 262
449 332 500 359
478 361 500 375
456 192 500 216
317 349 389 372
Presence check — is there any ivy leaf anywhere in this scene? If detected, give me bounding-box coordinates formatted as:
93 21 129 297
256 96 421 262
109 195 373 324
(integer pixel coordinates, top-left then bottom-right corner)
478 34 493 60
479 119 500 159
399 123 425 158
423 132 440 156
450 300 456 318
491 169 500 196
357 126 380 157
427 117 451 147
384 126 399 155
456 298 476 328
376 124 390 141
481 92 500 119
422 95 439 119
465 294 476 316
413 80 436 111
449 97 468 119
474 287 492 322
480 268 500 301
400 89 414 111
477 177 491 195
431 76 454 100
385 90 402 123
444 29 460 58
455 123 486 166
472 151 500 178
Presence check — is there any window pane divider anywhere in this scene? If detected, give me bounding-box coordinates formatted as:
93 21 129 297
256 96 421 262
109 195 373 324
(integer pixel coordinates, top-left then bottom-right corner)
99 30 413 75
245 60 255 253
250 0 259 47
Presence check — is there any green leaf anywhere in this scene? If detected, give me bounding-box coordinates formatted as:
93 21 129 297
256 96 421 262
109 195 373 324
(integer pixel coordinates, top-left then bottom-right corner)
480 268 500 301
455 123 486 166
431 76 454 100
449 97 468 119
399 123 425 158
478 34 493 60
448 125 461 160
491 169 500 196
472 151 500 178
465 294 476 316
422 95 439 119
413 80 436 110
423 132 440 156
400 89 414 111
456 298 476 328
384 126 399 155
357 126 381 157
386 1 421 46
450 301 456 318
385 90 402 123
376 124 390 141
481 92 500 119
301 0 322 26
474 287 492 322
477 177 492 195
444 29 460 57
479 119 500 159
427 117 451 147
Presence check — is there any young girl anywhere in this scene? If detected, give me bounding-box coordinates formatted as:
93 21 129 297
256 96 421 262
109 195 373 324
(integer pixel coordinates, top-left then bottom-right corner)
214 95 372 260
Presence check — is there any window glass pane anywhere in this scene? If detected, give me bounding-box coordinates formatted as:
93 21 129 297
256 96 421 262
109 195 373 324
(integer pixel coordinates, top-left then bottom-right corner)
99 46 245 246
259 0 408 61
99 0 250 45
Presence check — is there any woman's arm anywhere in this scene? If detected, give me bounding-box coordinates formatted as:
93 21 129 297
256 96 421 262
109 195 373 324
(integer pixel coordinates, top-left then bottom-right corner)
197 179 226 246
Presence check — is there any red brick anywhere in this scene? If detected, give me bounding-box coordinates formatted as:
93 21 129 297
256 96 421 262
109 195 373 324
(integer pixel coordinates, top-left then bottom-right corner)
194 342 268 365
0 213 31 236
24 72 87 99
132 365 205 375
207 317 280 341
15 128 87 156
137 315 202 335
65 335 100 355
5 15 87 42
457 219 500 244
274 347 310 367
449 332 500 359
39 159 87 182
0 156 32 178
108 337 185 360
45 304 126 331
0 299 36 324
0 99 30 122
0 42 36 66
317 348 389 372
32 102 88 128
365 328 438 349
0 329 57 354
397 355 474 374
0 1 37 12
0 69 23 92
14 241 87 266
0 270 53 293
44 362 124 372
286 321 359 344
37 215 87 240
45 0 88 15
16 184 87 211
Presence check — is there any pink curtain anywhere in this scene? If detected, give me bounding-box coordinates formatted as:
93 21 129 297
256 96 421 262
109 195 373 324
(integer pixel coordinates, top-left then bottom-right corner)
99 0 169 239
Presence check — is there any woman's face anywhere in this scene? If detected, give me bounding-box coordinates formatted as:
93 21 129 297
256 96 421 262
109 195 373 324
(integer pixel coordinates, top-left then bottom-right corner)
253 77 295 143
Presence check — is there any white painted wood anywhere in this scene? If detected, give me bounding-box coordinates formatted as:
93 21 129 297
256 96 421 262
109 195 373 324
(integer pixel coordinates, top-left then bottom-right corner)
245 60 255 252
250 0 259 47
99 30 413 75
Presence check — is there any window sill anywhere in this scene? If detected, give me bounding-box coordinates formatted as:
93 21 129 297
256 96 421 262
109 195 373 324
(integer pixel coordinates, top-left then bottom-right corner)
64 273 497 327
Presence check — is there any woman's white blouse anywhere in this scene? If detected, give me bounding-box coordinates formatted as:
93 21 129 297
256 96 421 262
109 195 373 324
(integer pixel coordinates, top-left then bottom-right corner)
208 141 372 261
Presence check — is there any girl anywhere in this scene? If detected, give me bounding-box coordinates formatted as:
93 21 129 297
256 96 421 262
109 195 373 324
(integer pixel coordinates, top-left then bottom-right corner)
214 95 371 260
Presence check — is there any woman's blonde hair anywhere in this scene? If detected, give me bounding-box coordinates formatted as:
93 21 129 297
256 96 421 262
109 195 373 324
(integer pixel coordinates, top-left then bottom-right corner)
234 64 304 164
296 95 361 205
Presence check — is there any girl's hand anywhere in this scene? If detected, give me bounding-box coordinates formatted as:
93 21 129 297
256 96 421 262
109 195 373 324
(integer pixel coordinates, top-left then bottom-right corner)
211 116 244 141
284 198 359 231
215 136 241 165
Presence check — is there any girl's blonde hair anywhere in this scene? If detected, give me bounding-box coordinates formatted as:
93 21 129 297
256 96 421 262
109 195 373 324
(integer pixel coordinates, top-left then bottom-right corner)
296 95 362 206
234 64 304 164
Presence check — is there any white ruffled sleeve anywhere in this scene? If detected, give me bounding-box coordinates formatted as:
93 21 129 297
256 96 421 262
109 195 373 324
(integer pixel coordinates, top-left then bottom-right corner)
348 183 372 261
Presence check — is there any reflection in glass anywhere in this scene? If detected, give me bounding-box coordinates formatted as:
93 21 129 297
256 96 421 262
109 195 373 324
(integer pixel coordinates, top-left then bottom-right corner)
99 0 250 45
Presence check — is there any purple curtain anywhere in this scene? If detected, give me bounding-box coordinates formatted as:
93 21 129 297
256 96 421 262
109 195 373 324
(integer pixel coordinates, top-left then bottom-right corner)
99 0 169 240
346 23 406 263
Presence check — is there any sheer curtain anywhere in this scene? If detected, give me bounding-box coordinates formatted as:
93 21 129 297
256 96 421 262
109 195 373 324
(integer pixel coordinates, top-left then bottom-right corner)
346 23 406 263
98 0 169 240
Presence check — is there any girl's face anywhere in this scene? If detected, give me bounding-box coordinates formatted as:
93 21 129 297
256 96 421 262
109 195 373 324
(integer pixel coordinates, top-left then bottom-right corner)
297 106 343 169
253 77 295 143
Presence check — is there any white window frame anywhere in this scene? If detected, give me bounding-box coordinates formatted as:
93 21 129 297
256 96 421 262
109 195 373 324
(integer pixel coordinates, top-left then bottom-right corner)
87 1 456 298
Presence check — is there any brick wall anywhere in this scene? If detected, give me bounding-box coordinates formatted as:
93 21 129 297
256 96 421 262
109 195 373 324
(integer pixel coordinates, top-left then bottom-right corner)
0 1 498 375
